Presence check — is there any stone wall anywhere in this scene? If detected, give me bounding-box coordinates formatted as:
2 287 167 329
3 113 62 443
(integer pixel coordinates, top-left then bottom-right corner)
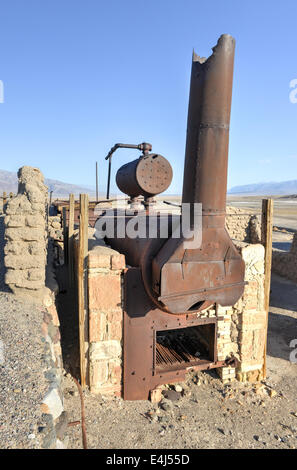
216 242 266 383
3 166 66 447
272 232 297 283
226 206 261 243
48 214 64 267
40 287 66 448
4 166 47 297
48 214 62 241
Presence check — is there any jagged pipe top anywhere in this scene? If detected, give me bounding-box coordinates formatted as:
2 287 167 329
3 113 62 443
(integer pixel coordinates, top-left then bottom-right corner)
192 33 235 64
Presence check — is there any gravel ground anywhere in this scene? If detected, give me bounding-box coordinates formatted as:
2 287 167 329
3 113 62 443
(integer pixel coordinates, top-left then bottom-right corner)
63 274 297 449
0 215 48 449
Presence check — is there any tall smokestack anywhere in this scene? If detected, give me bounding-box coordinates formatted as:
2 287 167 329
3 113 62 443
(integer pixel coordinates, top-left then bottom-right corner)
182 34 235 217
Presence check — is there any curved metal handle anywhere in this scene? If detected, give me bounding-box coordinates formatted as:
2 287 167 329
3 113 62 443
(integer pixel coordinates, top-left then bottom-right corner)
105 142 152 199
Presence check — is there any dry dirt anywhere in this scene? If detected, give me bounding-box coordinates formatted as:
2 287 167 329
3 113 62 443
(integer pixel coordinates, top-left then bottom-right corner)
62 273 297 450
0 216 47 449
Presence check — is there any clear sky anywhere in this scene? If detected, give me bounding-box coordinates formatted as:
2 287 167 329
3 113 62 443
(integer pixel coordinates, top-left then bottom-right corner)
0 0 296 194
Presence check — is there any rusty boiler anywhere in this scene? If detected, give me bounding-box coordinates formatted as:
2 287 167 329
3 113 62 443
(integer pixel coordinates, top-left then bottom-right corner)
101 34 245 400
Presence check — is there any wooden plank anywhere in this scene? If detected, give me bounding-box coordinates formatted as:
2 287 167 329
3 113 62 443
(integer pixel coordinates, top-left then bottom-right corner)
54 200 98 210
78 193 89 388
261 198 273 379
3 191 7 212
96 161 98 202
62 207 68 265
68 193 75 287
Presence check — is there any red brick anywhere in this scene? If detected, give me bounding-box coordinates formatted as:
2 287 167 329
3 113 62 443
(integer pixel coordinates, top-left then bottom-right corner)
89 311 106 342
88 274 121 311
107 309 123 324
109 320 122 341
111 254 125 270
88 252 111 269
109 361 122 385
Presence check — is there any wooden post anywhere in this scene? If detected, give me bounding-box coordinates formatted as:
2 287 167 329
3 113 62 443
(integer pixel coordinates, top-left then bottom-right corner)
68 194 75 287
96 161 98 202
49 190 53 207
3 191 7 212
261 198 273 379
62 207 68 265
78 193 89 388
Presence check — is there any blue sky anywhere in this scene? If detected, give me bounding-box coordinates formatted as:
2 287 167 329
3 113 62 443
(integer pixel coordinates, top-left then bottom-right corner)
0 0 296 194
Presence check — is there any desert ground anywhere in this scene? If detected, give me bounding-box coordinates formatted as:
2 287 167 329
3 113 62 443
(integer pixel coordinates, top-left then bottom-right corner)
61 272 297 449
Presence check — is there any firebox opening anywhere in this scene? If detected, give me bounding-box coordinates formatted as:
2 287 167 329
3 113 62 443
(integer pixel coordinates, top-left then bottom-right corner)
155 324 215 372
188 301 206 311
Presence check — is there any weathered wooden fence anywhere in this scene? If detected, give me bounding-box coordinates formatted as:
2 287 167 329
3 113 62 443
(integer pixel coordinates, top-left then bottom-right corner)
1 191 15 213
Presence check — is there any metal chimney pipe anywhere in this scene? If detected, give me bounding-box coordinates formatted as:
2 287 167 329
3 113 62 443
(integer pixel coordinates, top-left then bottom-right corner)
182 34 235 218
100 35 245 315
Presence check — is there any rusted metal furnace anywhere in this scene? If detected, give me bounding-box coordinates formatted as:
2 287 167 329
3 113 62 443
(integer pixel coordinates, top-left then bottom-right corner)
101 34 245 400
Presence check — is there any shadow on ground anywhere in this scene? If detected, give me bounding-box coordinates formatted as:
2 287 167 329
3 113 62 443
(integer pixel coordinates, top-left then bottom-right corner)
267 274 297 362
267 312 297 362
270 274 297 311
55 264 80 381
272 241 292 251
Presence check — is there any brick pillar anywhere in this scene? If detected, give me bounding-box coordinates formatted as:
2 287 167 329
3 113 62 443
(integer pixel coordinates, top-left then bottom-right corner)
87 245 125 396
4 166 47 298
216 242 266 383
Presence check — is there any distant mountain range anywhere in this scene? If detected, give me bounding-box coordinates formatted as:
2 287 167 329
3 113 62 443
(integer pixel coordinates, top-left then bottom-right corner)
228 180 297 195
0 169 97 197
1 168 297 198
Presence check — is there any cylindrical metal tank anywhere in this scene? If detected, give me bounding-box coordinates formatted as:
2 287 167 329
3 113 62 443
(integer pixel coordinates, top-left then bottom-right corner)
116 153 173 198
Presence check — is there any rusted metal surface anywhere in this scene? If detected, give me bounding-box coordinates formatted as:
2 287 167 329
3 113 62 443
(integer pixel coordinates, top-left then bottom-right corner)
70 370 88 449
116 153 173 199
155 324 215 371
152 217 245 312
104 142 173 202
182 34 235 213
123 268 228 400
104 142 153 199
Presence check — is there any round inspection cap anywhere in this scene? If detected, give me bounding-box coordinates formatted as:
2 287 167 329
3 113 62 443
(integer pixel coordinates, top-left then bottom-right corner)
136 154 173 196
